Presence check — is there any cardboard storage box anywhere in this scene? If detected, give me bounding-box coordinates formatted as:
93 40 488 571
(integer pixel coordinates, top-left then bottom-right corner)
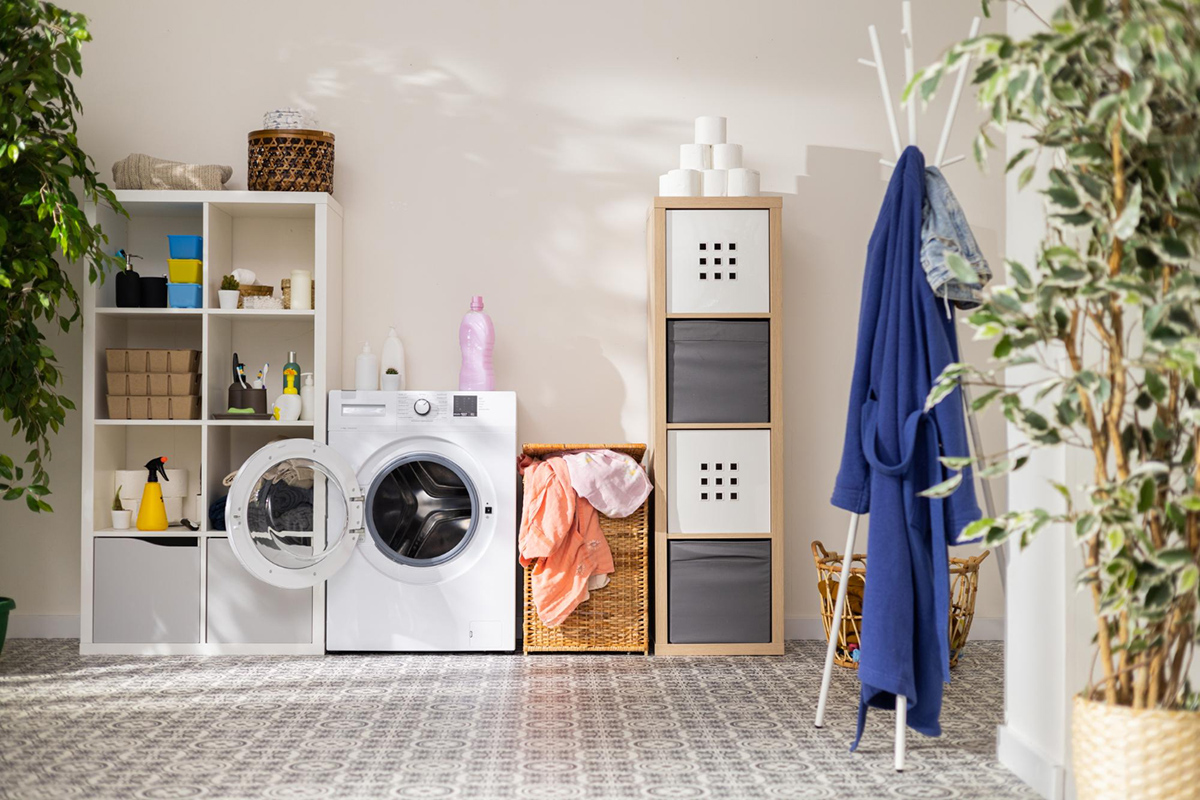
149 373 200 396
106 395 199 420
148 396 201 420
107 349 149 373
107 373 200 396
106 395 152 420
106 349 200 374
147 349 201 374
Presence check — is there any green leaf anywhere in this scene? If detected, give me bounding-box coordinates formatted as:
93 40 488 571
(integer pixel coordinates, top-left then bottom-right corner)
944 251 978 284
1113 182 1143 240
918 472 964 499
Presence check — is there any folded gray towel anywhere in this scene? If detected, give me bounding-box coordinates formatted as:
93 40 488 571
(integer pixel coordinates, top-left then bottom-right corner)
113 153 233 191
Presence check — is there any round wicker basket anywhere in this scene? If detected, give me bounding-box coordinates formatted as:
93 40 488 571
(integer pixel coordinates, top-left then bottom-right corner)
811 541 988 669
1073 696 1200 799
247 129 335 193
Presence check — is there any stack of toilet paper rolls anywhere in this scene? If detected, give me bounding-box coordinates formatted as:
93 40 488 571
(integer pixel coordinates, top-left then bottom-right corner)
659 116 760 198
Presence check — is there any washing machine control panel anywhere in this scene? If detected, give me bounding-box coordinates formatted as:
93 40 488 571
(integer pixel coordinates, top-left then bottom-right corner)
329 391 516 430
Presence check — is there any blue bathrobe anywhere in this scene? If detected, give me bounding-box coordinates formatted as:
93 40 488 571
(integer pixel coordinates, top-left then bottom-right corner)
830 147 980 748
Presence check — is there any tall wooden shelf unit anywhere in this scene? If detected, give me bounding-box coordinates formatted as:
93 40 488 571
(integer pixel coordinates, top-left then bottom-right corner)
80 190 343 655
648 196 784 656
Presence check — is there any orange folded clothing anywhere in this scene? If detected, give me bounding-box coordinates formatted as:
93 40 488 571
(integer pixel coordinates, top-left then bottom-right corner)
518 454 614 627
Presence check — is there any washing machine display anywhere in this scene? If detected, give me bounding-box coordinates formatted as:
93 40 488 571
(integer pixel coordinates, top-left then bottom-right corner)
366 454 478 566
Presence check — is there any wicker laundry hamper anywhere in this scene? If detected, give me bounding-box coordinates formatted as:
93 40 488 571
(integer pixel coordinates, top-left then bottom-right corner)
247 129 335 193
522 443 650 654
811 540 989 669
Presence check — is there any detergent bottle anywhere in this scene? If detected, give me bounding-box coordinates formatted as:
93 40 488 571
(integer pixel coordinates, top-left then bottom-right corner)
136 457 170 531
273 364 302 421
458 295 494 391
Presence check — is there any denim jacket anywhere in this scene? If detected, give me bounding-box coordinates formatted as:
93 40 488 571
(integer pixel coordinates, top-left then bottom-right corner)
921 166 991 309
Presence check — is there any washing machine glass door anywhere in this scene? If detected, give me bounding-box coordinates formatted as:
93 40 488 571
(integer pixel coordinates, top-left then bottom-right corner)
365 453 479 567
226 439 365 589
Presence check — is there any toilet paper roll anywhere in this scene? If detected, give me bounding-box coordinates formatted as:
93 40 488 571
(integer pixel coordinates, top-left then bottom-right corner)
702 169 728 197
727 168 760 197
694 116 727 145
679 143 712 171
712 143 743 170
660 168 702 197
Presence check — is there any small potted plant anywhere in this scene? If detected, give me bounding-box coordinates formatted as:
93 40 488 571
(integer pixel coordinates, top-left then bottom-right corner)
110 486 132 530
218 275 240 310
381 366 402 391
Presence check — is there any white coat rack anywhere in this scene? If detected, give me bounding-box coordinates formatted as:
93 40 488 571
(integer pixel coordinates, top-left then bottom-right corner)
812 3 1003 772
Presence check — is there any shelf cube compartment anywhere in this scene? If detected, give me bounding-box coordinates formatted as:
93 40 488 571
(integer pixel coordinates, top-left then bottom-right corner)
668 319 769 423
667 429 771 534
668 539 771 644
93 536 200 643
666 209 770 314
206 538 312 643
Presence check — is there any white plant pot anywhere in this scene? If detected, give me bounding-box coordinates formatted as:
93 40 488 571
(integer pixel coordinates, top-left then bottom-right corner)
218 290 240 310
111 509 132 530
381 373 403 391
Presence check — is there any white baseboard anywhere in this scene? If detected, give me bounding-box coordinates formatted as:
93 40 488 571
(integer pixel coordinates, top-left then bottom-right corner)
785 615 1005 641
996 724 1066 800
6 614 80 639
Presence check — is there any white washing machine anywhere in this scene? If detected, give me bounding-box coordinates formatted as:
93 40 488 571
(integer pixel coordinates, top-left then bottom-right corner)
224 390 517 652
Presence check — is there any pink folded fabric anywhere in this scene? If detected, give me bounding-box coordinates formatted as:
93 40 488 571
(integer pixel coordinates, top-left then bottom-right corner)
561 449 652 519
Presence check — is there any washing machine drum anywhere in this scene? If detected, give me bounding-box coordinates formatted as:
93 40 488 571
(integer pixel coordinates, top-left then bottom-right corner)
367 455 478 566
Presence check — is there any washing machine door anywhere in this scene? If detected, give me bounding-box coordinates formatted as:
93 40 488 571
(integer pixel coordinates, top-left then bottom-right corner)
226 439 365 589
355 436 495 584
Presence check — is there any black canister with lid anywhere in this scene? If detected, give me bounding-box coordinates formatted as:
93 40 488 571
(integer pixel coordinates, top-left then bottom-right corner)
140 276 168 308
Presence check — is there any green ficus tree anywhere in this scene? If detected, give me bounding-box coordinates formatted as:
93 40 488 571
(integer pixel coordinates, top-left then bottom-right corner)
1 0 122 512
911 0 1200 710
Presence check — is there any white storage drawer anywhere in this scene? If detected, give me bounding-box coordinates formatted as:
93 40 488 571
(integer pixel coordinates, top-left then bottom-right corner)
667 429 771 534
93 536 200 643
666 209 770 314
206 538 313 644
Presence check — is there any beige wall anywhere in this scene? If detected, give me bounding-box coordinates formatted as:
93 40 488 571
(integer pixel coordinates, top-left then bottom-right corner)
0 0 1006 635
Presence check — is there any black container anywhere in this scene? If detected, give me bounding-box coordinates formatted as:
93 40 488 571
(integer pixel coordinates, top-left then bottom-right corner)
115 270 141 307
228 385 268 414
140 277 168 308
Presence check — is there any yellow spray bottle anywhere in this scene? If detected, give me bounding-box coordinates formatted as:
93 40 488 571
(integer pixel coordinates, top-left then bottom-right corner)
136 456 170 531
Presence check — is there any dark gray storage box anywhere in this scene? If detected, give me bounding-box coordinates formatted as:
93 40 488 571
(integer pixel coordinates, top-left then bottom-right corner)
668 539 771 644
667 320 769 423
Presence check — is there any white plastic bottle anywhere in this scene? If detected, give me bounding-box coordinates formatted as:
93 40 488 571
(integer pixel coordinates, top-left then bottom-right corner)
299 372 315 421
379 327 406 391
355 342 378 391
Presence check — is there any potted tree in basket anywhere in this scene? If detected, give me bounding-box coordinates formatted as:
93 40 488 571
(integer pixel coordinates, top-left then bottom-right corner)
913 0 1200 794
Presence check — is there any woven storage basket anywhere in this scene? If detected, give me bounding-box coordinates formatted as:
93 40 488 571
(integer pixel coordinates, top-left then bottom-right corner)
247 129 335 193
1073 696 1200 799
237 284 273 309
812 541 988 669
281 278 315 310
522 443 650 654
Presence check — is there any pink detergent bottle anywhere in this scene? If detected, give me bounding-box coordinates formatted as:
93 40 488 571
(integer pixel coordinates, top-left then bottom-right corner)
458 295 495 391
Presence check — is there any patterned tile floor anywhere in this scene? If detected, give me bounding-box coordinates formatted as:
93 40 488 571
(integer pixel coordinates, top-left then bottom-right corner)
0 639 1034 800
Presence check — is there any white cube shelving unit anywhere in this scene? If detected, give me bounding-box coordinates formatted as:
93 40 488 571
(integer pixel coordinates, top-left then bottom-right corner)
80 190 343 655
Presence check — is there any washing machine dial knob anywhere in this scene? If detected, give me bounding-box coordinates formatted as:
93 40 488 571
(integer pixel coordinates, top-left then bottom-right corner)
413 398 432 416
